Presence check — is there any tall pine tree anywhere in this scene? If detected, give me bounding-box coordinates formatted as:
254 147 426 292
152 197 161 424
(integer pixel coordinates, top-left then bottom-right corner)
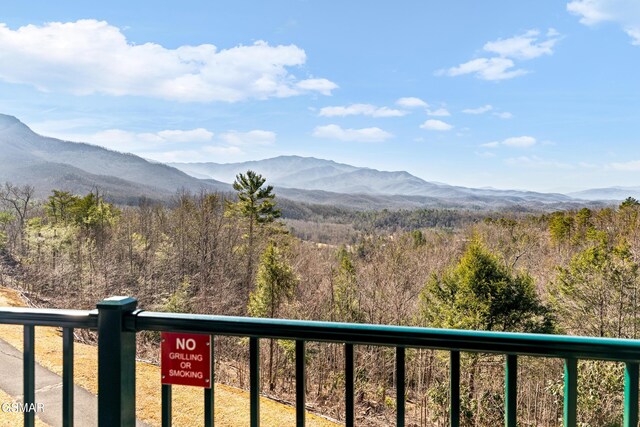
228 170 281 292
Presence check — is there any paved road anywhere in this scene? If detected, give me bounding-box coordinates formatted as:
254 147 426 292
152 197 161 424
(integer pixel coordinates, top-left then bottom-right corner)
0 338 150 427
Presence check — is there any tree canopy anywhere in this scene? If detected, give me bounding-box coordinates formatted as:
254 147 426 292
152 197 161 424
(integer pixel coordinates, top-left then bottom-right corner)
420 240 554 333
551 240 640 338
229 170 281 225
248 241 298 318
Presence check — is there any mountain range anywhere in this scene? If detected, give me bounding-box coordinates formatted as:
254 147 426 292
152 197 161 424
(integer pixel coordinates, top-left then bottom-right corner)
568 187 640 201
169 158 579 205
0 113 628 210
0 114 229 202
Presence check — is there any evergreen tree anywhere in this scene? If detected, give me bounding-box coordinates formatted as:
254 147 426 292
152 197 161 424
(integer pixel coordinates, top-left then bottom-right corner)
248 241 298 390
420 239 554 425
164 278 192 313
333 247 363 323
228 170 281 291
551 240 640 338
248 241 298 318
45 190 80 224
0 211 13 250
620 197 640 209
420 240 553 333
548 211 573 245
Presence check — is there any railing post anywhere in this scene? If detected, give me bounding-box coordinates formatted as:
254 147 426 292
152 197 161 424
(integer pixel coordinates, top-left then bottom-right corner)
62 328 74 427
250 337 260 427
450 351 460 427
296 340 306 427
345 344 354 427
624 362 639 427
505 354 517 427
97 296 138 427
23 325 35 427
162 385 172 427
564 358 578 427
396 347 405 427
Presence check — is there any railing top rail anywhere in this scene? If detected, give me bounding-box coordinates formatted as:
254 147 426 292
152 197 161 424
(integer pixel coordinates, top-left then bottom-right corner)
135 311 640 362
0 307 97 329
1 305 640 362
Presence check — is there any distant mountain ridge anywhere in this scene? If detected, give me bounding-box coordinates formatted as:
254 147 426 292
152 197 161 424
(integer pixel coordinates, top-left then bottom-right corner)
0 113 622 210
568 187 640 201
169 156 575 204
0 113 230 201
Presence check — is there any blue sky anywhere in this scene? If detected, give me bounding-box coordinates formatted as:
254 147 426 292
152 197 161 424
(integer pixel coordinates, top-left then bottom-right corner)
1 1 639 192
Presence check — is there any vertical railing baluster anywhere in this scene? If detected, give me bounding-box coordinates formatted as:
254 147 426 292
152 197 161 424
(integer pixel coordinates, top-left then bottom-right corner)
505 354 517 427
24 324 35 427
345 343 354 427
161 384 172 427
624 362 639 427
250 337 260 427
204 386 213 427
63 327 74 427
204 335 214 427
450 351 460 427
564 358 578 427
396 347 405 427
296 340 306 427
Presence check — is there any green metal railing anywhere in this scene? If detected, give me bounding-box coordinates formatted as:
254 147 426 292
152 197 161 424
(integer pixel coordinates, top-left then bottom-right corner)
0 306 96 427
1 296 640 427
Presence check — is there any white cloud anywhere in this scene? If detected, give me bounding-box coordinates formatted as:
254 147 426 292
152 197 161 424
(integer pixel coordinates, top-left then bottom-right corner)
295 78 338 95
568 0 640 45
493 111 514 119
427 108 451 117
503 136 537 147
609 160 640 170
547 28 562 37
0 19 337 102
141 146 243 163
30 123 280 162
463 105 493 114
55 128 214 152
420 119 453 131
483 29 561 60
396 97 428 108
442 57 527 80
156 129 214 143
312 124 393 142
627 27 640 44
482 136 537 148
440 29 561 80
319 104 407 118
219 130 276 146
481 141 500 148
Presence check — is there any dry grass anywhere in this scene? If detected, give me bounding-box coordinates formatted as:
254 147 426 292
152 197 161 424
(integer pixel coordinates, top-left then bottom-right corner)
0 288 338 426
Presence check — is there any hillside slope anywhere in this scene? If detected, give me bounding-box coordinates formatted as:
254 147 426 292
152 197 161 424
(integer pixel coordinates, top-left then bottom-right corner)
0 114 230 201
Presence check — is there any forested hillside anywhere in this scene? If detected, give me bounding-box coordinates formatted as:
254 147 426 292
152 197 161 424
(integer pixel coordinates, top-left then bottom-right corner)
0 176 638 426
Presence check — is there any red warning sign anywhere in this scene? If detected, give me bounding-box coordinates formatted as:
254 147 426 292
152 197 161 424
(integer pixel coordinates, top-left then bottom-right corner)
161 332 212 388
